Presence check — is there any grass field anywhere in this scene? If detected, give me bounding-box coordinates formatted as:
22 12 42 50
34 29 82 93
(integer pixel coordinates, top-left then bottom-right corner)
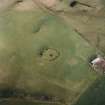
0 1 104 105
74 76 105 105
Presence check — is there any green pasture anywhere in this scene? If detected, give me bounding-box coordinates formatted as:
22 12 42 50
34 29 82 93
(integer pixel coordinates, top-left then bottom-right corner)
0 3 103 105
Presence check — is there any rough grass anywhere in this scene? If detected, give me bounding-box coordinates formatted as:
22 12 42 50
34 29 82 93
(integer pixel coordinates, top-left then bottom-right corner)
0 99 61 105
74 76 105 105
0 5 101 105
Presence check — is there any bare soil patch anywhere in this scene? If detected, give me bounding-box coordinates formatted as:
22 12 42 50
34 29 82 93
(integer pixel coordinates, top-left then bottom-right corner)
38 0 57 8
14 0 36 11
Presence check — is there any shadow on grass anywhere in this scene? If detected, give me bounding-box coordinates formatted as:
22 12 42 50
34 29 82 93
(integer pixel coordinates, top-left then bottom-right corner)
74 76 105 105
0 88 65 104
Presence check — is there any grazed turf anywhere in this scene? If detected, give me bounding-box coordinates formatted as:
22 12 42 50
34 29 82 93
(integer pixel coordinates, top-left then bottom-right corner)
0 8 99 105
1 0 105 105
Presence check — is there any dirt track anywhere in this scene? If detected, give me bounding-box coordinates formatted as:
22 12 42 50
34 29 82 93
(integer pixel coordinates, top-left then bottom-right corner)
0 0 58 11
0 0 17 11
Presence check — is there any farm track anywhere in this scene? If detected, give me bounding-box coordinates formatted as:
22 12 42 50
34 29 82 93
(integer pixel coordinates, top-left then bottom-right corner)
0 0 18 12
